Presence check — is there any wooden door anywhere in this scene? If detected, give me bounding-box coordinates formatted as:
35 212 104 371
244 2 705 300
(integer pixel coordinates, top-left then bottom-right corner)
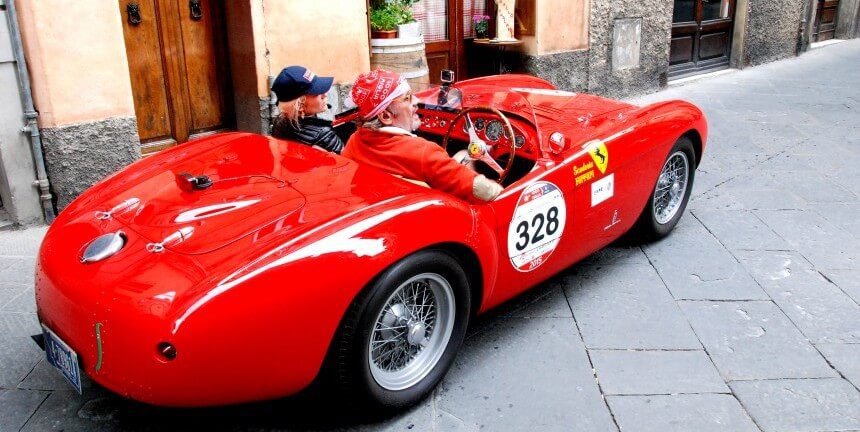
813 0 840 41
415 0 464 84
669 0 736 79
120 0 233 154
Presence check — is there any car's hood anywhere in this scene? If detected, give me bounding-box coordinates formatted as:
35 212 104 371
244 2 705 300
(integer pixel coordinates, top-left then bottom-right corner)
527 92 635 123
77 133 409 255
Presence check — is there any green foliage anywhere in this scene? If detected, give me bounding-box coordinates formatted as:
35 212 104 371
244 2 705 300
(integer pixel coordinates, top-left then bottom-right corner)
370 6 400 31
370 0 417 31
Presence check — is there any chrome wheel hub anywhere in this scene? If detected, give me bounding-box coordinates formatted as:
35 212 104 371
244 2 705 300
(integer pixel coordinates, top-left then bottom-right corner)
653 151 690 225
368 273 455 391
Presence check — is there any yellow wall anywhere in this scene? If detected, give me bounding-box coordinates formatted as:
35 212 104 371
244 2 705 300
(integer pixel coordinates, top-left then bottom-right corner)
521 0 589 55
257 0 370 96
16 1 135 127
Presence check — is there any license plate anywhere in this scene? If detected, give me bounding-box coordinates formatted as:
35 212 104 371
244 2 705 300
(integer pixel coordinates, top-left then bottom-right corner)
42 325 82 394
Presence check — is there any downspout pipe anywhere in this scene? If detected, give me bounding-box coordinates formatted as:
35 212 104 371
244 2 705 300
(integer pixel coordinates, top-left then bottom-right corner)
5 0 55 223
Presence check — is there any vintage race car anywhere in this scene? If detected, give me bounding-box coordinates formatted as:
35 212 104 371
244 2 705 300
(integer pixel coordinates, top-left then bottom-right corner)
35 74 706 409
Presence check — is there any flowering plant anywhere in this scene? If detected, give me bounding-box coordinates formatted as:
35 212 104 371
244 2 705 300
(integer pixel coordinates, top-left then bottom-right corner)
473 14 490 38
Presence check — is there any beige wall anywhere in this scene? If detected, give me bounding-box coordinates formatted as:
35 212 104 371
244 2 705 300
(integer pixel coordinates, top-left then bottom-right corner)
256 0 370 96
16 1 135 127
521 0 589 55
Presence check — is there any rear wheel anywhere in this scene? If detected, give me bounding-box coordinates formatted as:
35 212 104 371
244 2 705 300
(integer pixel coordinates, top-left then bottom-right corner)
629 136 696 242
334 250 470 410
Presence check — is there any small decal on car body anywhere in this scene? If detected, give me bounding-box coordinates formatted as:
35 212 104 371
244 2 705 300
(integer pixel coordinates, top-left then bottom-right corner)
591 174 614 207
508 182 567 272
574 160 595 186
587 141 609 174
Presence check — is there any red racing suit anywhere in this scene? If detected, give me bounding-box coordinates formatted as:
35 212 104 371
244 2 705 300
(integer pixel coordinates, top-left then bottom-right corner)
343 127 479 202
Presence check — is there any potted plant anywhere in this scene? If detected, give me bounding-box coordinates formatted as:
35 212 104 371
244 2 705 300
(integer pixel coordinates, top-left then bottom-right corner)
370 1 400 39
396 0 422 38
473 14 490 40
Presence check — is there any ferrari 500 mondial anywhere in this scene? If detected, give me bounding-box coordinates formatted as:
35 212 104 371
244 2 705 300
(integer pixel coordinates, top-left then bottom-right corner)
35 73 706 409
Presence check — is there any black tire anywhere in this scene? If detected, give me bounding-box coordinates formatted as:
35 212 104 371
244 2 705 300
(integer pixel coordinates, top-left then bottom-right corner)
629 136 696 243
333 250 470 411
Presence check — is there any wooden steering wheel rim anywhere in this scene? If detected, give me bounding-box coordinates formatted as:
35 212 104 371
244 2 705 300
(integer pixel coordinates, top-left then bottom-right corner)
441 106 517 184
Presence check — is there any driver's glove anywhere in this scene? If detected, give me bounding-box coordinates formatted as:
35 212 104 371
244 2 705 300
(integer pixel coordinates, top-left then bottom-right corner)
473 175 503 201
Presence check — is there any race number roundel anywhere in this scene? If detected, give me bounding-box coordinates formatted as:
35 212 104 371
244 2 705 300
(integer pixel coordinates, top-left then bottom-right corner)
507 182 567 272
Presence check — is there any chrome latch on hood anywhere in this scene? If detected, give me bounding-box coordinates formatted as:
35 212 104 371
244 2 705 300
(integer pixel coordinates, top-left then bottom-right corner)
146 227 194 253
95 197 140 220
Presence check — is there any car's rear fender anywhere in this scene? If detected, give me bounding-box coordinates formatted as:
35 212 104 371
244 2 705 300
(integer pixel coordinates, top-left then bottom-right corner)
165 193 499 402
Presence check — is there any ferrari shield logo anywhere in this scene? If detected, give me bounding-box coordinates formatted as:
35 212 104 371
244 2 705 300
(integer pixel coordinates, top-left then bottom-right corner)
588 141 609 174
468 141 482 157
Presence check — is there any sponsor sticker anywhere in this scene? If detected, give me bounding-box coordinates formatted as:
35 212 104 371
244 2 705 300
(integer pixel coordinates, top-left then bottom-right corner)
574 160 595 186
303 69 316 81
508 182 567 272
591 173 614 207
604 209 621 230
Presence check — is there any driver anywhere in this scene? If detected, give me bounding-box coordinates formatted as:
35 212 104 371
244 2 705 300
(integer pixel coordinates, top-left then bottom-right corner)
342 70 503 202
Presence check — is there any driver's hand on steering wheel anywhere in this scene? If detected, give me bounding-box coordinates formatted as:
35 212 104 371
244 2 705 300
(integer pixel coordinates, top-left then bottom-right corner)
453 149 476 170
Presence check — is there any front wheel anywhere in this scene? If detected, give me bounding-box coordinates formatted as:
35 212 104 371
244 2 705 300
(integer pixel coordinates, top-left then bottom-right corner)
629 136 696 242
334 250 470 410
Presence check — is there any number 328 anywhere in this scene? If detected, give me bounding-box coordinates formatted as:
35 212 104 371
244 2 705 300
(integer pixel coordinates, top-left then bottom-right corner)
515 206 560 251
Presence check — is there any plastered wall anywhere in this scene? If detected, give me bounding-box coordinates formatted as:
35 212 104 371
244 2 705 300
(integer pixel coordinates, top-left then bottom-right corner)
258 0 370 96
15 0 136 127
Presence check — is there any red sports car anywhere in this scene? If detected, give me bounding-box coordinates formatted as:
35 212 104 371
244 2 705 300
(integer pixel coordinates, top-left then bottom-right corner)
35 74 706 409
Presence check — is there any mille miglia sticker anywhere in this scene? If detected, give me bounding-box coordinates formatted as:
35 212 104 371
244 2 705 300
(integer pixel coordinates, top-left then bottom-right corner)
507 182 567 272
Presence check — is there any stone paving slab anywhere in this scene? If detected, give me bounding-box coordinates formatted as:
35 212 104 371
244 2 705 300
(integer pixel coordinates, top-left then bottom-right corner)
814 202 860 239
678 301 837 380
820 268 860 304
701 170 812 211
815 343 860 391
0 389 48 432
755 209 859 270
0 257 36 285
2 287 36 314
606 394 759 432
495 280 573 319
0 226 47 257
692 209 790 251
642 218 769 301
436 317 616 432
768 170 858 204
736 250 860 344
590 350 728 395
730 378 860 432
564 262 701 350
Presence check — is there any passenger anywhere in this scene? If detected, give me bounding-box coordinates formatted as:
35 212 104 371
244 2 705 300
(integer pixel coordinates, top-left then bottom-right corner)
270 65 344 154
342 70 502 202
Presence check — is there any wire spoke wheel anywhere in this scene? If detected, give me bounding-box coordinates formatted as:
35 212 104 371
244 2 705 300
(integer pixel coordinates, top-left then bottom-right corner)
653 150 689 225
368 273 455 391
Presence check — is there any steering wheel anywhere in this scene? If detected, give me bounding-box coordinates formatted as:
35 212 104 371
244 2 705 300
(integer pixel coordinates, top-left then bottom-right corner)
441 106 516 184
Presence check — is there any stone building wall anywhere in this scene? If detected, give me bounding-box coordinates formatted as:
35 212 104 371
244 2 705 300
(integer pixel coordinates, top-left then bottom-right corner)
518 0 673 98
743 0 806 66
585 0 674 98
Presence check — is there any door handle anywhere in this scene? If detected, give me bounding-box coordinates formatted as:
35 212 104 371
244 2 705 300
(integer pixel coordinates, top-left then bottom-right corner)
190 0 203 21
126 2 142 26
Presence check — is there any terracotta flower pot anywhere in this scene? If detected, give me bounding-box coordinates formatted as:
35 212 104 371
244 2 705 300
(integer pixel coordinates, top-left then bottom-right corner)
371 30 397 39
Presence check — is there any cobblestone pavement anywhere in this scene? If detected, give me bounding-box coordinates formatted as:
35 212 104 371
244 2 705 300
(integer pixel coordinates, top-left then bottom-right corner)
2 40 859 432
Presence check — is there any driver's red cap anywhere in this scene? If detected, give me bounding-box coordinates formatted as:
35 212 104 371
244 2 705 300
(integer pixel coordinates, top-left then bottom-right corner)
351 69 410 120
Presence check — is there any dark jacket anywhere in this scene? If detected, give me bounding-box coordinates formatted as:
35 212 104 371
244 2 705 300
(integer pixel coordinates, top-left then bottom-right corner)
271 115 344 154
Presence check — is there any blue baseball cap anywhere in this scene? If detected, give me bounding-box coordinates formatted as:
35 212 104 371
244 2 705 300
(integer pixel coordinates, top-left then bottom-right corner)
271 66 334 102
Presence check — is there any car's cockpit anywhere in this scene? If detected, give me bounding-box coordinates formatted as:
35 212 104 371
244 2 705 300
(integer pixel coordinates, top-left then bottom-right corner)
334 72 546 188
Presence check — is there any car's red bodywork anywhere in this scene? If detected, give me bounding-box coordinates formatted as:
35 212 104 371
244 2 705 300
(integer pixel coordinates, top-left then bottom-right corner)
35 75 706 406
